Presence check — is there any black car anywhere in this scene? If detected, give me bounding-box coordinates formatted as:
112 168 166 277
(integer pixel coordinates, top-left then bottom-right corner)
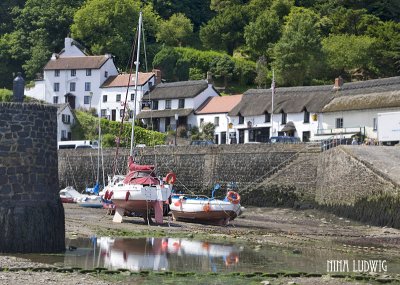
190 140 215 146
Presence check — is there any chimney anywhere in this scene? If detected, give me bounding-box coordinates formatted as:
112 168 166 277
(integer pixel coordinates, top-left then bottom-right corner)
333 76 344 90
64 37 73 53
207 71 213 84
152 69 162 85
105 53 112 59
51 53 58 60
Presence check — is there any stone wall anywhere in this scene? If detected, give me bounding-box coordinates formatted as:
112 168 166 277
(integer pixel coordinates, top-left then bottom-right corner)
58 144 315 201
316 146 400 228
0 103 65 253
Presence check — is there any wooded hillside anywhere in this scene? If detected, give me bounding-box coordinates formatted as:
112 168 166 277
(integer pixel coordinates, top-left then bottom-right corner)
1 0 399 89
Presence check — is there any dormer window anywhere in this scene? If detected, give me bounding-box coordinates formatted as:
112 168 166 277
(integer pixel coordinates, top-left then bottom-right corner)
281 111 287 125
264 112 271 123
304 109 310 123
165 100 171 109
178 99 185 109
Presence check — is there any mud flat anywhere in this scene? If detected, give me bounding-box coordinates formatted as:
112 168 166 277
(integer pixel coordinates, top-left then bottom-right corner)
0 204 399 284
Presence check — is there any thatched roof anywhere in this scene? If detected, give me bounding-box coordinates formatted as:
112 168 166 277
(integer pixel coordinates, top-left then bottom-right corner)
229 85 334 116
142 80 209 100
229 76 400 116
136 108 193 119
323 90 400 112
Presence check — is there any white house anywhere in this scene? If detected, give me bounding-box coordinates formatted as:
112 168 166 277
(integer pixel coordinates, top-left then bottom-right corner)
320 76 400 143
25 38 118 111
56 103 75 141
99 71 159 121
228 85 334 143
136 80 220 133
195 95 243 144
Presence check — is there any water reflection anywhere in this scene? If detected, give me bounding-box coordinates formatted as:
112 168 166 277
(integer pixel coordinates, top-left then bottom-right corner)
96 237 241 272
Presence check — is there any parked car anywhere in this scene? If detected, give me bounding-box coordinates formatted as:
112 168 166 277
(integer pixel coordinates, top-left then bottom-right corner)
190 140 215 146
75 144 94 149
270 136 300 143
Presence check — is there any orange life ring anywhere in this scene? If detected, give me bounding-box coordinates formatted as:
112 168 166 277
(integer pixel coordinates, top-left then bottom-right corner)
225 252 239 266
203 203 211 212
226 191 240 204
165 172 176 184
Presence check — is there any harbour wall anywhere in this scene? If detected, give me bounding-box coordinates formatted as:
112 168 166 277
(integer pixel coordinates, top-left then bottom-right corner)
58 143 320 205
316 146 400 228
0 103 65 253
58 143 400 228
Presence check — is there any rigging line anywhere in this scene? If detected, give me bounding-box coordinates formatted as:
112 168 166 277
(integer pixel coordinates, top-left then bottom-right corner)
112 24 139 176
90 151 96 184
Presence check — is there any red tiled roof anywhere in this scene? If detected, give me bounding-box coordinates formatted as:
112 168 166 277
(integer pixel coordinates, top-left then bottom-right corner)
196 94 243 114
44 56 110 70
101 73 155 88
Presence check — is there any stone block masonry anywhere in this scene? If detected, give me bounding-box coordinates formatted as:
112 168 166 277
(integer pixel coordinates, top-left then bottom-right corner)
58 144 312 201
0 103 65 253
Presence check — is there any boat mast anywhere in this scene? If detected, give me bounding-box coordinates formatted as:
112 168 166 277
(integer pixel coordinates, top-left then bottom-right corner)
97 100 101 185
130 11 142 157
271 69 275 137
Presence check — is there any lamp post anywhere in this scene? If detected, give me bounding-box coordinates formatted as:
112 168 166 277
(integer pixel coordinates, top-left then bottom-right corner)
174 113 179 146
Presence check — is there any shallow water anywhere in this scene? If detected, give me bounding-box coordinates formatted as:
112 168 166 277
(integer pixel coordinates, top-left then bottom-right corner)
9 237 400 274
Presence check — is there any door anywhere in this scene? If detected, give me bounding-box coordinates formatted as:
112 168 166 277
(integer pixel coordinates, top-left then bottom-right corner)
65 94 76 109
111 109 116 121
302 131 311 142
221 132 226 144
238 129 245 144
214 134 219 144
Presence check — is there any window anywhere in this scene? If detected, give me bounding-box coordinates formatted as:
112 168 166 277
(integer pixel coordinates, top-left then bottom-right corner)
281 111 287 124
84 96 90 104
54 83 59 92
104 71 108 77
302 131 311 142
214 116 219 126
152 100 158 110
149 81 153 89
62 114 71 124
165 99 171 109
120 109 124 118
129 110 133 119
53 96 58 104
70 82 76 92
239 114 244 124
116 94 121 102
130 93 135 101
103 95 108 102
71 69 76 76
178 99 185 108
264 112 271 123
101 109 107 117
85 82 91 91
61 130 67 140
165 117 171 131
336 117 343 128
86 69 91 76
54 70 60 77
373 118 377 131
304 109 310 123
200 118 204 126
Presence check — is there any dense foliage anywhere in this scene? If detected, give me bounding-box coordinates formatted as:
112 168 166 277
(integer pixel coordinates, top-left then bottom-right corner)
0 0 399 89
72 110 166 147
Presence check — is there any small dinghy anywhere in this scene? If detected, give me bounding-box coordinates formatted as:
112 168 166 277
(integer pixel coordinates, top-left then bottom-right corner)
170 184 242 226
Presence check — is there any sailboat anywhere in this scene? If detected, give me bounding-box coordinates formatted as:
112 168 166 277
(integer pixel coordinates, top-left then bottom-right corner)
105 11 174 224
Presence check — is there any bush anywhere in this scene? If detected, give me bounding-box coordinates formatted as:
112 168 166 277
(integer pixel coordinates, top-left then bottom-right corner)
176 125 187 138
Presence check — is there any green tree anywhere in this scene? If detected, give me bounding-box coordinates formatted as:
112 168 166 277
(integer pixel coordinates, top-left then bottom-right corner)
152 46 180 81
244 10 281 59
201 122 216 141
329 8 381 35
367 21 400 76
272 7 323 86
322 34 378 79
156 13 193 46
71 0 160 68
255 56 269 88
210 0 243 12
0 0 83 85
209 55 235 88
199 5 248 55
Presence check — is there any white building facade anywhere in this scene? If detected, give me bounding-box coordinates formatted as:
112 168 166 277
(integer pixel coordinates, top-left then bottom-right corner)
56 103 75 141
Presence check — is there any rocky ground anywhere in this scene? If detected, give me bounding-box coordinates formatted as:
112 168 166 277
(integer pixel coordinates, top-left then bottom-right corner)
0 204 399 284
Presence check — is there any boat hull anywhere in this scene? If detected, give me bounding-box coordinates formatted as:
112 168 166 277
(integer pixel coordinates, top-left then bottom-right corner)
170 196 241 225
108 184 172 213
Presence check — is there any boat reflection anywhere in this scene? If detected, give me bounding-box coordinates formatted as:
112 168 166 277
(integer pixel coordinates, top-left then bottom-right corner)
96 237 241 271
